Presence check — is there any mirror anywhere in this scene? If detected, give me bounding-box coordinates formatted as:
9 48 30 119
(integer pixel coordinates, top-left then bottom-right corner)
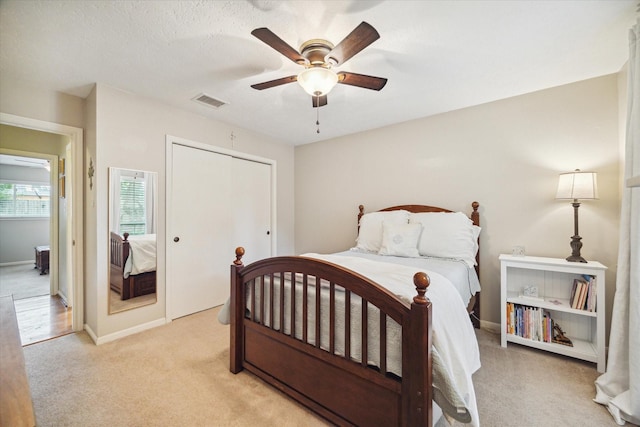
108 167 158 314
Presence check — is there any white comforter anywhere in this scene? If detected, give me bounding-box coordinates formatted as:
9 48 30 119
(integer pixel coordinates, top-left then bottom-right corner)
337 249 481 308
123 234 156 278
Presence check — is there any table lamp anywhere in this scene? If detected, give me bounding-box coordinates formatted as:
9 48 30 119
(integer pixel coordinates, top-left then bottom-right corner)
556 169 598 263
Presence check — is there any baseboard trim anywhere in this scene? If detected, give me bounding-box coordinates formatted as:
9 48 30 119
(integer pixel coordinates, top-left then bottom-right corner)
481 320 501 334
84 324 98 344
56 291 69 308
88 318 167 345
0 261 34 267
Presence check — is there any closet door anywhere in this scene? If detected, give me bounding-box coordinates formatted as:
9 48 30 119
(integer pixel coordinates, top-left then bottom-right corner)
168 143 274 320
170 144 232 319
231 158 272 265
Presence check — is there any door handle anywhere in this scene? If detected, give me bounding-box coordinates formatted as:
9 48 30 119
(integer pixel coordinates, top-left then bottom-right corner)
174 237 180 242
266 231 270 235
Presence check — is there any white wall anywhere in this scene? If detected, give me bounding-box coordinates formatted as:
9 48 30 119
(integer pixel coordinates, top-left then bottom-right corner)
86 83 295 339
295 75 621 336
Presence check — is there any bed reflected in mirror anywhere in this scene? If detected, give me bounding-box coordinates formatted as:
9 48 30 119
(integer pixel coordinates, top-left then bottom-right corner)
108 167 158 314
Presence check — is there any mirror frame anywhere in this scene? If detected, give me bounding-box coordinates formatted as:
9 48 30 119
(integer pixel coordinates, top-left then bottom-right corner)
108 167 158 314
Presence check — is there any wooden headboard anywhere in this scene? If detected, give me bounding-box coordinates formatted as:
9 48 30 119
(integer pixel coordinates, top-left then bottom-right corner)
357 201 481 328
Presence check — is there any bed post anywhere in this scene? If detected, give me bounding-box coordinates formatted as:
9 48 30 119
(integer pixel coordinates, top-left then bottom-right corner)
230 247 245 374
404 272 433 427
471 201 481 329
121 233 132 300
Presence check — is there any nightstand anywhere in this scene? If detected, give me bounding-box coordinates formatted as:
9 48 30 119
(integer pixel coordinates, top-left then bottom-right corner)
499 254 607 372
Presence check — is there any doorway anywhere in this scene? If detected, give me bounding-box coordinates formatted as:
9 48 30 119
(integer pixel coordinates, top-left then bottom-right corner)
0 113 84 339
0 152 72 344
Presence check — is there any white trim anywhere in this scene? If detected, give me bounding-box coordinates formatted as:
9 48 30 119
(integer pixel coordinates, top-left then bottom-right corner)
165 135 277 322
0 112 84 332
88 317 167 345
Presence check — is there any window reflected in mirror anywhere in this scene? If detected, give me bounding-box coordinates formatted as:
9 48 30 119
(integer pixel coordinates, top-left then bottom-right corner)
108 167 157 314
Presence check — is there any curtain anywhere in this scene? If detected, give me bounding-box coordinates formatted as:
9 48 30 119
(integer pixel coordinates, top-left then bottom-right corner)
109 168 122 234
594 19 640 425
144 172 157 234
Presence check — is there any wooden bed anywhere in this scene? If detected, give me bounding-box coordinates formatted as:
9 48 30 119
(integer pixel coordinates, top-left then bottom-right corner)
229 202 481 427
109 232 156 300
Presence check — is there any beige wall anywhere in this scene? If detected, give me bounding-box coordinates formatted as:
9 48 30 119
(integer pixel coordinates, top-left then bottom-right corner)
0 79 84 129
87 83 295 339
295 75 621 335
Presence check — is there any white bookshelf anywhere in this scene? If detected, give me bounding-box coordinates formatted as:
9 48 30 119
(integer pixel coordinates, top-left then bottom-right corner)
499 254 607 372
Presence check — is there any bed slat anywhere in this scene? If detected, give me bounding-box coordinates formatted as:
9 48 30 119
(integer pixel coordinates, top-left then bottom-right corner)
380 311 387 374
345 289 351 360
303 274 308 343
361 300 368 368
315 276 321 349
329 282 336 354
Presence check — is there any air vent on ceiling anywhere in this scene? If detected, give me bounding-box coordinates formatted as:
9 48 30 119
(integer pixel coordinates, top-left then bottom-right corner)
192 93 227 109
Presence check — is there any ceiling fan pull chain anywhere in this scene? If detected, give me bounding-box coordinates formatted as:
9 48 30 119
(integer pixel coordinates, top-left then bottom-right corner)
316 94 321 133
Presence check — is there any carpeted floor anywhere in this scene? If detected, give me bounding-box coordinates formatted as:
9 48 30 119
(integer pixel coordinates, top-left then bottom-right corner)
0 264 50 300
22 307 629 427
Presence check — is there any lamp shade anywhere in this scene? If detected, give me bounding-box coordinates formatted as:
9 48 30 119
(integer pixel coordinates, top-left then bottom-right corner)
297 67 338 96
556 169 599 200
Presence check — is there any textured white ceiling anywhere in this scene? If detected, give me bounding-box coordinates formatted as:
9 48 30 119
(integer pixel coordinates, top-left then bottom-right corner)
0 1 636 145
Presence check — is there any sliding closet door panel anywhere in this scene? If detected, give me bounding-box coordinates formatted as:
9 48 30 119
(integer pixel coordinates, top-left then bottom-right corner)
232 158 272 265
170 144 232 319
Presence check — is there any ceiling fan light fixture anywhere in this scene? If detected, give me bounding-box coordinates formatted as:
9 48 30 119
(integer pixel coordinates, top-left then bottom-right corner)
297 67 338 96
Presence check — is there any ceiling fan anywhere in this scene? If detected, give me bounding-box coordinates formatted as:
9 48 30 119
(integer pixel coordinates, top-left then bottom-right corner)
250 22 388 108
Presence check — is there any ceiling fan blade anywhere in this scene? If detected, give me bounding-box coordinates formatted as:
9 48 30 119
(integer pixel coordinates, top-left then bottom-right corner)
251 75 298 90
251 28 308 65
325 22 380 66
312 95 328 108
337 72 387 91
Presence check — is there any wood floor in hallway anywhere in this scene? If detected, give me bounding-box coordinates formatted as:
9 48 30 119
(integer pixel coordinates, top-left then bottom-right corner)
13 295 73 346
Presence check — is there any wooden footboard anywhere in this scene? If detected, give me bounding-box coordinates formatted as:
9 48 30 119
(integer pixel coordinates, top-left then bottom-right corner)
110 232 156 300
230 247 433 426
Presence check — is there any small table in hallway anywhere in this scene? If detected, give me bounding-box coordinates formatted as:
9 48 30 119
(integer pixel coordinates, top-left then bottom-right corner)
34 245 49 275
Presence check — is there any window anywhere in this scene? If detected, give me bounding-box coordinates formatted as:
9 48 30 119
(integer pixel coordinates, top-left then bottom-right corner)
0 182 51 218
119 176 146 235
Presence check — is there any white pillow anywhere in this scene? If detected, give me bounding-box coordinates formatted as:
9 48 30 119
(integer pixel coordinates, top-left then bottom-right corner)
378 222 422 257
409 212 480 267
356 210 410 253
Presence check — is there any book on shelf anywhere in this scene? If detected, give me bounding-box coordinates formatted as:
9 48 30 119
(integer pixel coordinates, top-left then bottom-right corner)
505 302 554 343
569 276 597 311
585 275 597 312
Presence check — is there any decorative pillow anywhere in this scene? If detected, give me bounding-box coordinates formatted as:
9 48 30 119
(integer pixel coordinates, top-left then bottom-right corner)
378 222 422 257
409 212 480 267
355 210 410 253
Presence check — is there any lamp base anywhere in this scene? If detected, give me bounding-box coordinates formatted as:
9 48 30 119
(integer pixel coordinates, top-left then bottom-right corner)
567 234 587 263
566 254 587 263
